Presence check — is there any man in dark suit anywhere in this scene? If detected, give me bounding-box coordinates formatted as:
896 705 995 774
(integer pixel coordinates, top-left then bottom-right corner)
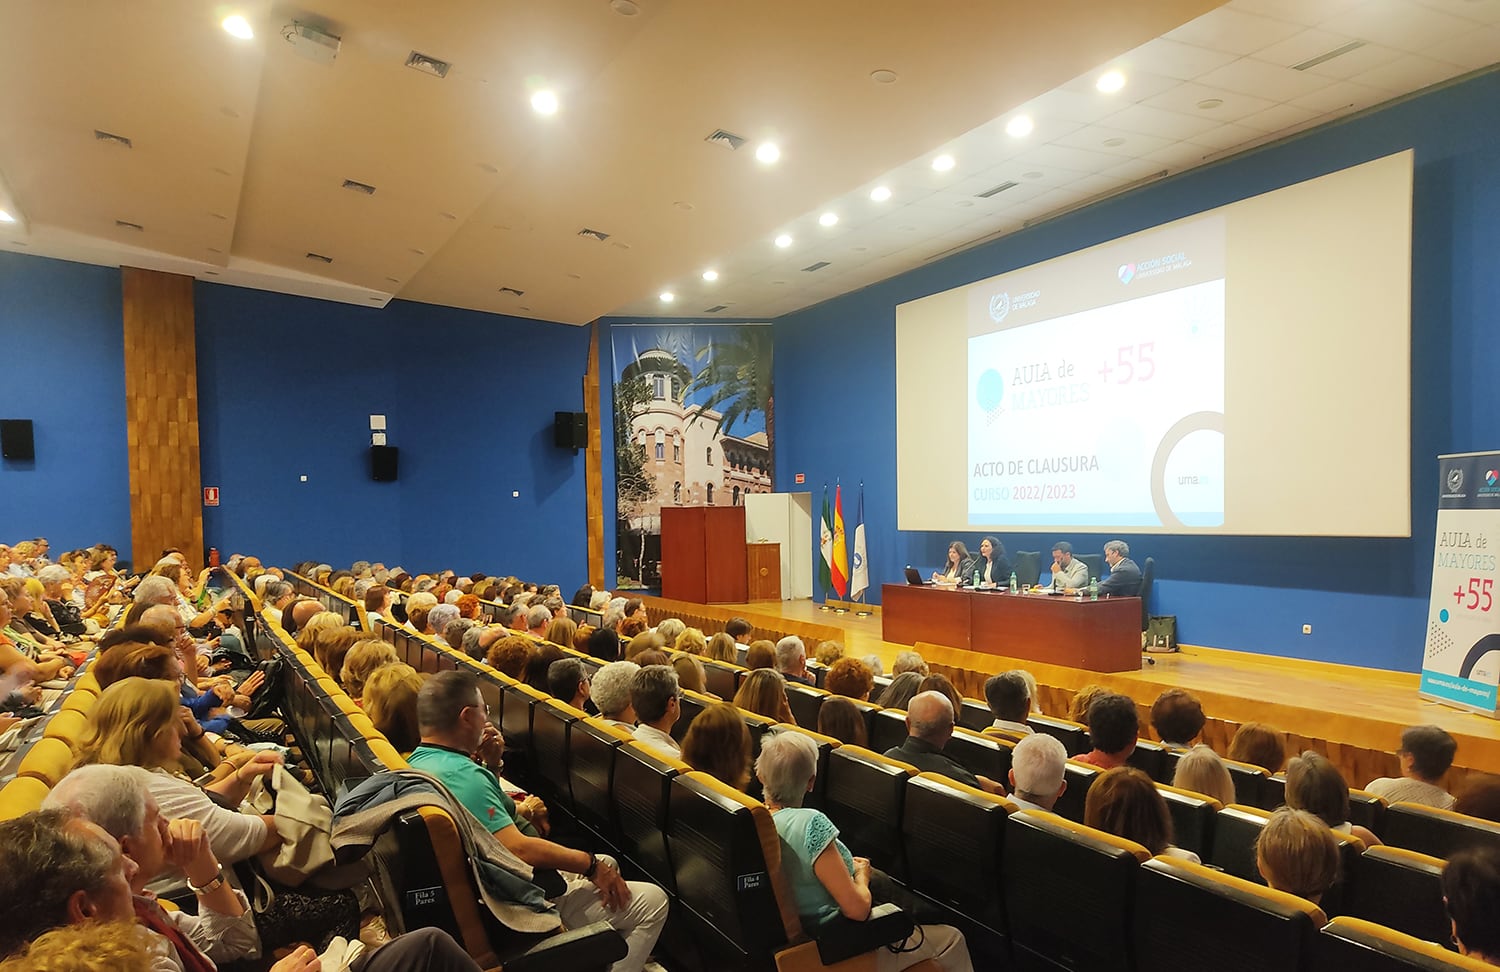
1091 540 1142 597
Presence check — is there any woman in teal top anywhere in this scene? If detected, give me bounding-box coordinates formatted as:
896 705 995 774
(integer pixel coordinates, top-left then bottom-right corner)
755 732 974 971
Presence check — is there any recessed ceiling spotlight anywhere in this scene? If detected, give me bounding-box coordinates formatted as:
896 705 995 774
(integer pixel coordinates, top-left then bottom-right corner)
0 211 15 223
1096 70 1126 94
531 90 559 115
1006 115 1034 138
870 185 892 202
955 200 974 208
755 142 781 164
819 212 839 227
870 69 898 84
610 0 640 15
774 233 793 248
931 154 955 172
221 14 254 39
1022 170 1045 180
1197 98 1224 110
659 291 675 303
674 201 694 211
702 269 719 282
1102 136 1127 147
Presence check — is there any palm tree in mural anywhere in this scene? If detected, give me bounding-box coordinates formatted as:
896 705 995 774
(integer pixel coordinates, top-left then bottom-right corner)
684 327 774 460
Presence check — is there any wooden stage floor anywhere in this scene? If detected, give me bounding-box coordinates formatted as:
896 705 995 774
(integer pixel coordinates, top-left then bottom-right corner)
715 597 1500 783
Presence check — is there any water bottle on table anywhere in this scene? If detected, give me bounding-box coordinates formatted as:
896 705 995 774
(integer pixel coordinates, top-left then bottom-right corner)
1089 576 1099 600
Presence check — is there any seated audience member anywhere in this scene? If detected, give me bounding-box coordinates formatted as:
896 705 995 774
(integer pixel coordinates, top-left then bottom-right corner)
405 593 439 635
573 623 596 653
655 618 686 647
632 649 671 669
543 595 566 619
878 672 923 711
1456 775 1500 822
1365 724 1458 809
571 584 595 608
0 583 72 681
884 691 1003 794
1444 846 1500 966
755 732 973 971
544 616 578 649
814 640 845 667
281 598 324 637
485 633 534 679
587 626 622 663
547 658 591 711
592 661 641 730
1228 722 1286 774
444 618 476 655
672 654 711 697
622 598 648 627
1009 733 1068 813
1085 766 1199 862
1066 683 1109 725
734 668 796 725
1074 693 1139 770
824 656 874 702
918 674 965 719
861 654 884 678
623 630 663 660
744 640 776 671
1067 540 1140 597
725 617 753 652
1285 750 1382 846
775 636 814 685
589 589 611 613
460 622 487 659
630 665 682 755
492 602 521 632
817 696 869 747
71 678 281 864
1255 808 1341 905
983 671 1034 735
523 604 552 641
892 650 929 677
364 662 424 754
1149 689 1205 747
1172 745 1236 806
406 671 668 972
704 632 738 663
340 638 399 702
455 593 481 621
524 643 567 694
681 702 752 790
0 920 158 972
673 626 706 656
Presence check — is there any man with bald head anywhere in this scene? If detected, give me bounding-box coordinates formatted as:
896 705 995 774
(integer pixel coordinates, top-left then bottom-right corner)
884 691 1006 794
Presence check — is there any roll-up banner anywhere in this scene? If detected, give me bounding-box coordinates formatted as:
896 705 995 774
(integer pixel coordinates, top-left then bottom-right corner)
1421 451 1500 717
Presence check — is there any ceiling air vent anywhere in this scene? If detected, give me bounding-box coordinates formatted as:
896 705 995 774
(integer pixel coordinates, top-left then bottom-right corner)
1292 40 1365 71
114 219 143 231
342 179 376 195
95 130 132 148
976 180 1019 198
305 251 333 264
703 304 728 313
498 287 525 297
704 129 747 151
577 228 611 242
405 51 451 78
802 261 830 272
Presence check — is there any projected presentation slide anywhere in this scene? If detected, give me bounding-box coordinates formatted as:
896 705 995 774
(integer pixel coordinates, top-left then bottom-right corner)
965 215 1225 528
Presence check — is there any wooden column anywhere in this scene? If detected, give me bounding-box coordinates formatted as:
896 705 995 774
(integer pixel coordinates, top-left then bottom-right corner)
584 321 605 589
122 267 203 572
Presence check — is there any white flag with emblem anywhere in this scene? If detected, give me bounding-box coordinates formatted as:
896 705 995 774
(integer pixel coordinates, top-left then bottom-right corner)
851 487 869 599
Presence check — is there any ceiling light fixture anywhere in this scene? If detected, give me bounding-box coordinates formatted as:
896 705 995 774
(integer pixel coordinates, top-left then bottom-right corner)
531 90 559 115
819 212 839 227
870 69 898 84
659 291 675 303
222 14 254 39
1197 98 1224 110
1006 115 1034 138
1096 70 1126 94
755 142 781 164
931 154 955 172
0 211 14 223
702 269 719 282
610 0 641 15
870 185 892 202
774 233 793 248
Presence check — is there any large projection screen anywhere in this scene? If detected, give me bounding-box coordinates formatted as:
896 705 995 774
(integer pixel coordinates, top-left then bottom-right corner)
896 151 1413 537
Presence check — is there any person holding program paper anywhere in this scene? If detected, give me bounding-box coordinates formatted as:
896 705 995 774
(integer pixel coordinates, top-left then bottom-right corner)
1065 541 1141 597
1048 542 1089 591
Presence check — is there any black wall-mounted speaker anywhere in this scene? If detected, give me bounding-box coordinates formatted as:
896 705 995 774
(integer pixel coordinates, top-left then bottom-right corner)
0 419 35 461
370 445 399 481
554 411 587 450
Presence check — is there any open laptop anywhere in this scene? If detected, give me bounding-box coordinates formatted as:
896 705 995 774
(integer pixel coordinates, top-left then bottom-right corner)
904 566 929 586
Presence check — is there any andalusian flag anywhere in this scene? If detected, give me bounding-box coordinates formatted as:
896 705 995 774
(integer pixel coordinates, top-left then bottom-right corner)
850 486 869 600
819 486 834 597
831 484 849 597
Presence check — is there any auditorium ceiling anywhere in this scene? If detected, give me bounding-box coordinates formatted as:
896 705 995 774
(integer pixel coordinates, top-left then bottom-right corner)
0 0 1496 325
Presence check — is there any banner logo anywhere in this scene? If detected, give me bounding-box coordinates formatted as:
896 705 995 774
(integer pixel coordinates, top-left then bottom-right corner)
988 292 1011 323
1487 470 1498 487
1117 263 1136 284
1448 467 1465 493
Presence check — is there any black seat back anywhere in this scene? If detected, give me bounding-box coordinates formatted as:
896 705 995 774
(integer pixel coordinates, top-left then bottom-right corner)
783 682 827 729
1077 553 1104 580
1349 789 1388 838
822 745 915 879
499 682 544 788
947 727 1013 785
673 689 711 742
1127 739 1169 783
613 742 685 893
869 707 909 755
1156 784 1220 860
1317 916 1478 972
902 773 1012 946
531 699 581 813
1208 805 1271 882
1227 760 1274 809
1139 557 1155 629
700 660 743 701
1029 715 1090 756
1054 760 1100 823
1012 552 1042 588
956 699 992 732
1344 846 1452 946
1384 803 1500 859
570 718 631 842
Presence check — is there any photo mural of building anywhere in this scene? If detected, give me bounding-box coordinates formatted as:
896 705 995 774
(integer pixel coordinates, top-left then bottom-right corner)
611 324 773 588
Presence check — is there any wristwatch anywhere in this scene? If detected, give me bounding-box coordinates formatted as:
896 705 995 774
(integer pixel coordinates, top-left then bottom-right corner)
188 869 227 895
582 855 600 879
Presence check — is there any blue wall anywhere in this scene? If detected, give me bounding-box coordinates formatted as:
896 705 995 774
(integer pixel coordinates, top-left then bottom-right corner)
0 251 130 555
773 71 1500 673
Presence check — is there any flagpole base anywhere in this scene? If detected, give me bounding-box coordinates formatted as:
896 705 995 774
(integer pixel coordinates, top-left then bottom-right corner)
854 609 873 617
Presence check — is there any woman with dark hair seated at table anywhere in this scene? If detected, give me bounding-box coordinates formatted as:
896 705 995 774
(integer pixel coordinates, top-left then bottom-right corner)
931 542 973 584
971 537 1010 589
755 732 973 971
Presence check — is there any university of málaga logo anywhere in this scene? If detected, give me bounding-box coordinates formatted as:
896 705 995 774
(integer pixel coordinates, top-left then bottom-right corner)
1448 467 1465 493
988 292 1010 323
1118 263 1136 284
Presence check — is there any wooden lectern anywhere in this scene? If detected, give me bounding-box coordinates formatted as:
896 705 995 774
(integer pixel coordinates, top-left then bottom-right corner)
660 506 748 603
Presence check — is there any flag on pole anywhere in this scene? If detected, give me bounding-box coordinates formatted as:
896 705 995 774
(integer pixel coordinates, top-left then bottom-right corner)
819 486 834 598
850 485 869 600
831 484 849 597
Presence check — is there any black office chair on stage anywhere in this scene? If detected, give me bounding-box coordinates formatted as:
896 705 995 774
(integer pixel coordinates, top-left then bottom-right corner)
1139 556 1155 630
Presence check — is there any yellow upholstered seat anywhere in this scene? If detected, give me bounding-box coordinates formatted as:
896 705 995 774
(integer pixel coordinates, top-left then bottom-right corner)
0 776 51 821
18 737 76 787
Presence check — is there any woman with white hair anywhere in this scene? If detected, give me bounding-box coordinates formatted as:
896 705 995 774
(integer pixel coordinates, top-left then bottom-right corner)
755 732 974 971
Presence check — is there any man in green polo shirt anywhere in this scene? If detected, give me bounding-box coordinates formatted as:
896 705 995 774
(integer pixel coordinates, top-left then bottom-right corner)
408 670 668 972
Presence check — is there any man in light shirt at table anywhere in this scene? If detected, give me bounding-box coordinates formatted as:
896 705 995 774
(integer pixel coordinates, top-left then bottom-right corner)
1049 542 1089 591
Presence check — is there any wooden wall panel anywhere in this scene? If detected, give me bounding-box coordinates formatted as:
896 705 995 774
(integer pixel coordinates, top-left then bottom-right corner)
122 267 203 572
585 321 605 589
